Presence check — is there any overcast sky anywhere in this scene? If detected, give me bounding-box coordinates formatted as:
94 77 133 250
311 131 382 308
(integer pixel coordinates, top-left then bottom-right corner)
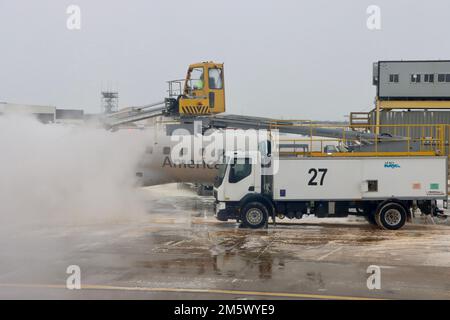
1 0 450 120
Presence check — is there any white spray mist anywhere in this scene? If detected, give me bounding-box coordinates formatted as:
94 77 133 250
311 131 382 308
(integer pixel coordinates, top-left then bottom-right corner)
0 114 149 229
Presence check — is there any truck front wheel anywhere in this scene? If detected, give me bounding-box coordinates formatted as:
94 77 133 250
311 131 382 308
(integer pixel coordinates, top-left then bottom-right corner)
241 202 268 229
375 202 407 230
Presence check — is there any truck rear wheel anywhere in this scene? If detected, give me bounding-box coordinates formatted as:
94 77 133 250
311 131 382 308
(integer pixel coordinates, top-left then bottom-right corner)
241 202 268 229
375 202 407 230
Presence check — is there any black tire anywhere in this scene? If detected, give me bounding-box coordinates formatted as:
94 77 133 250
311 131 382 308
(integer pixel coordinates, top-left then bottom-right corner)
375 202 407 230
241 202 269 229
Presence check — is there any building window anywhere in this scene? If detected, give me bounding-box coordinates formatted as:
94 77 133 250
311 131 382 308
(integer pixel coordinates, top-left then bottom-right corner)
411 74 421 83
389 74 399 83
438 74 445 82
424 74 434 83
446 74 450 82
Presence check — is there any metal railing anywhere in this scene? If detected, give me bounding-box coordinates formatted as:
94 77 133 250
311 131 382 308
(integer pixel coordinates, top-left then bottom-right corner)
270 123 448 158
167 79 185 97
167 78 205 98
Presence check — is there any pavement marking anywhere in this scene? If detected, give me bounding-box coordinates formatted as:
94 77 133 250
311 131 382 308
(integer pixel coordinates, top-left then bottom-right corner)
317 247 343 261
0 283 383 300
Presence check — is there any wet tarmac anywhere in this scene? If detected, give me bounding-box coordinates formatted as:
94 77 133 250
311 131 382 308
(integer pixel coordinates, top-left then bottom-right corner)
0 184 450 300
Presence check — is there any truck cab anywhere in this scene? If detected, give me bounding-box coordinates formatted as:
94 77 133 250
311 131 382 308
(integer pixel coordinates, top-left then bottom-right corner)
215 154 260 203
214 149 275 229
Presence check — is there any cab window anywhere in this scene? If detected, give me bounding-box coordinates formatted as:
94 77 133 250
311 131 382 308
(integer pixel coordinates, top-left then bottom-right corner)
208 68 223 89
229 158 252 183
189 67 204 90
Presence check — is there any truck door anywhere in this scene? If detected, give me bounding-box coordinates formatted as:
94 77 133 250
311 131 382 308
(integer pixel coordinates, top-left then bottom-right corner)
207 66 225 113
226 157 255 201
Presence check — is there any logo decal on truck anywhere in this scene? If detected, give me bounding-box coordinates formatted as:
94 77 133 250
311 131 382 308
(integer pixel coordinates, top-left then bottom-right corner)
427 183 443 196
430 183 440 190
427 190 445 196
412 183 421 190
384 161 400 169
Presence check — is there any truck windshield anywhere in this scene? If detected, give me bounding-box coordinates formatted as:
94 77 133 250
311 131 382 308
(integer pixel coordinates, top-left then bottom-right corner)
214 163 228 188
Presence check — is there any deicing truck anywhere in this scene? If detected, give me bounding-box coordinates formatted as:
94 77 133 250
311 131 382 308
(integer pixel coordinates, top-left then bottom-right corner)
214 147 448 230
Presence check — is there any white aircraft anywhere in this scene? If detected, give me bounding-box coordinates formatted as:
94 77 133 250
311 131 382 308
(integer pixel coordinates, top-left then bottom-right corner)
132 116 343 187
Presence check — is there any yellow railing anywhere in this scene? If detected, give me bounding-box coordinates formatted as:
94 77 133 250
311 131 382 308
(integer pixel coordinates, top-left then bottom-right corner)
270 123 448 158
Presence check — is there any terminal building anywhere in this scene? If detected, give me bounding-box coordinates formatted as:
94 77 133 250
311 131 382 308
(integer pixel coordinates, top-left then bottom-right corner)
373 60 450 108
350 60 450 156
350 60 450 185
0 102 84 125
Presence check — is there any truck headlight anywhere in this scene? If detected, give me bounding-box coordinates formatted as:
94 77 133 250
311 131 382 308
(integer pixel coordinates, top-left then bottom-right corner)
215 202 226 215
217 202 226 210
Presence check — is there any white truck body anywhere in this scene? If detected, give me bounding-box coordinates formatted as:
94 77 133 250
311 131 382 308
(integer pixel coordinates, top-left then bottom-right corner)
272 157 447 201
214 153 448 230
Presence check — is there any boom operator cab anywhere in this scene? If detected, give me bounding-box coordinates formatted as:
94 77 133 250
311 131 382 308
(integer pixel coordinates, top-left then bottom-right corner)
166 62 225 116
